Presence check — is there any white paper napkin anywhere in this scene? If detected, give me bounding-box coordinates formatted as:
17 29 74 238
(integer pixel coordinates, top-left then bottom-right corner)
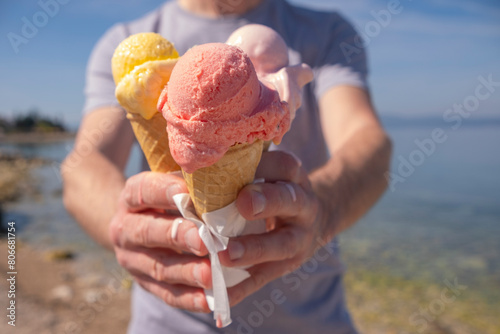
173 193 266 328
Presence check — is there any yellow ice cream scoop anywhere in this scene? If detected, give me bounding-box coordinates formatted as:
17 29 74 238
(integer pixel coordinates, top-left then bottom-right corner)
112 32 179 120
112 32 178 84
111 32 180 172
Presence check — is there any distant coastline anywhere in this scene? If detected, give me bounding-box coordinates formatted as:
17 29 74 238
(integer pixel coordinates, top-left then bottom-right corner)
0 112 75 144
381 115 500 129
0 131 75 144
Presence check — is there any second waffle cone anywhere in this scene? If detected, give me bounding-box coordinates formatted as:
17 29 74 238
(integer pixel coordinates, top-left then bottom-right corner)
127 112 180 173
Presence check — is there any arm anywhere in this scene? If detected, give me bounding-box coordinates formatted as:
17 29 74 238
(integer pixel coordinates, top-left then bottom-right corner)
310 85 392 241
62 107 134 249
221 85 392 305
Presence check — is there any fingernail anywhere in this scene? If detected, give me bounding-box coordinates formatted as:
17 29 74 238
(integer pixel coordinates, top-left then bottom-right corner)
194 295 205 312
171 218 183 240
277 181 297 202
251 190 266 215
228 241 245 261
185 228 201 253
193 264 203 287
166 183 183 199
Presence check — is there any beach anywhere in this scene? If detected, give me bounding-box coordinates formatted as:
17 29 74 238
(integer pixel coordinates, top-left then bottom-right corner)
0 125 499 333
0 240 496 334
0 239 130 334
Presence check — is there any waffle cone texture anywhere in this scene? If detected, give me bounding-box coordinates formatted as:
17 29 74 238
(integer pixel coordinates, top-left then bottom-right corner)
127 112 180 173
182 140 264 217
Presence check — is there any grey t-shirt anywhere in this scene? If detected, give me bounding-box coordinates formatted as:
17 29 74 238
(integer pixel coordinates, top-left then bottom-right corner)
84 0 367 333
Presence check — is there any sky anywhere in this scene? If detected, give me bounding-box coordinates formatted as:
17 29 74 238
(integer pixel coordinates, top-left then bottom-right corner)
0 0 499 128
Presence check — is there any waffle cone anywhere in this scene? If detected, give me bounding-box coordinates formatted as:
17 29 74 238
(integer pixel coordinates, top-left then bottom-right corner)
182 140 264 217
127 112 180 173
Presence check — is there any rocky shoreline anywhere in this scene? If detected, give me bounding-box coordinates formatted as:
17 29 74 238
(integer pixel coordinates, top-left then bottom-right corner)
0 133 73 235
0 239 131 334
0 131 75 144
0 153 47 204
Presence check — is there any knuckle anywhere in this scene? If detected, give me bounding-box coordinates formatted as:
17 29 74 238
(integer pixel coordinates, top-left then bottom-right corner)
251 237 266 262
167 292 191 312
124 172 148 207
132 218 149 247
150 258 163 282
160 287 174 306
181 263 195 285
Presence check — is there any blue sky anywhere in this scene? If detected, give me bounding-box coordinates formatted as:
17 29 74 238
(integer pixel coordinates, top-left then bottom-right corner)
1 0 499 127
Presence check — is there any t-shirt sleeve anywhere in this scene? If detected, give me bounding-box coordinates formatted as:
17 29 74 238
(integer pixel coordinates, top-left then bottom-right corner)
82 24 129 114
313 13 368 100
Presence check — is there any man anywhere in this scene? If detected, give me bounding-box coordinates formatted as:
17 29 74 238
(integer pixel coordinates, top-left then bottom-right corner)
63 0 392 332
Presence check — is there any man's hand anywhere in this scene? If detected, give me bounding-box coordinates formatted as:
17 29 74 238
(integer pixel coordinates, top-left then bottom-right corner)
219 151 326 306
109 171 212 312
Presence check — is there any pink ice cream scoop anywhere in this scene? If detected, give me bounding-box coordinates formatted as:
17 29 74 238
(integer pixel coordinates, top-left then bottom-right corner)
227 24 313 121
158 43 290 173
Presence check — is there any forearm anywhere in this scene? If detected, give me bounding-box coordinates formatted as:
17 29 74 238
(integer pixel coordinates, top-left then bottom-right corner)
310 124 392 241
62 150 126 250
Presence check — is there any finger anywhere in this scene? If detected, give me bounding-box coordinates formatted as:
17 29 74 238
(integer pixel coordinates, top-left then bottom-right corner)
228 259 300 307
116 247 212 289
256 151 309 186
218 225 306 267
236 181 318 223
124 171 188 211
133 274 210 313
110 213 208 256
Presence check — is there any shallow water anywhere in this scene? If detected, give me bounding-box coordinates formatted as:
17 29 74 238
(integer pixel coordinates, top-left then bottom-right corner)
1 140 143 270
341 125 500 302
